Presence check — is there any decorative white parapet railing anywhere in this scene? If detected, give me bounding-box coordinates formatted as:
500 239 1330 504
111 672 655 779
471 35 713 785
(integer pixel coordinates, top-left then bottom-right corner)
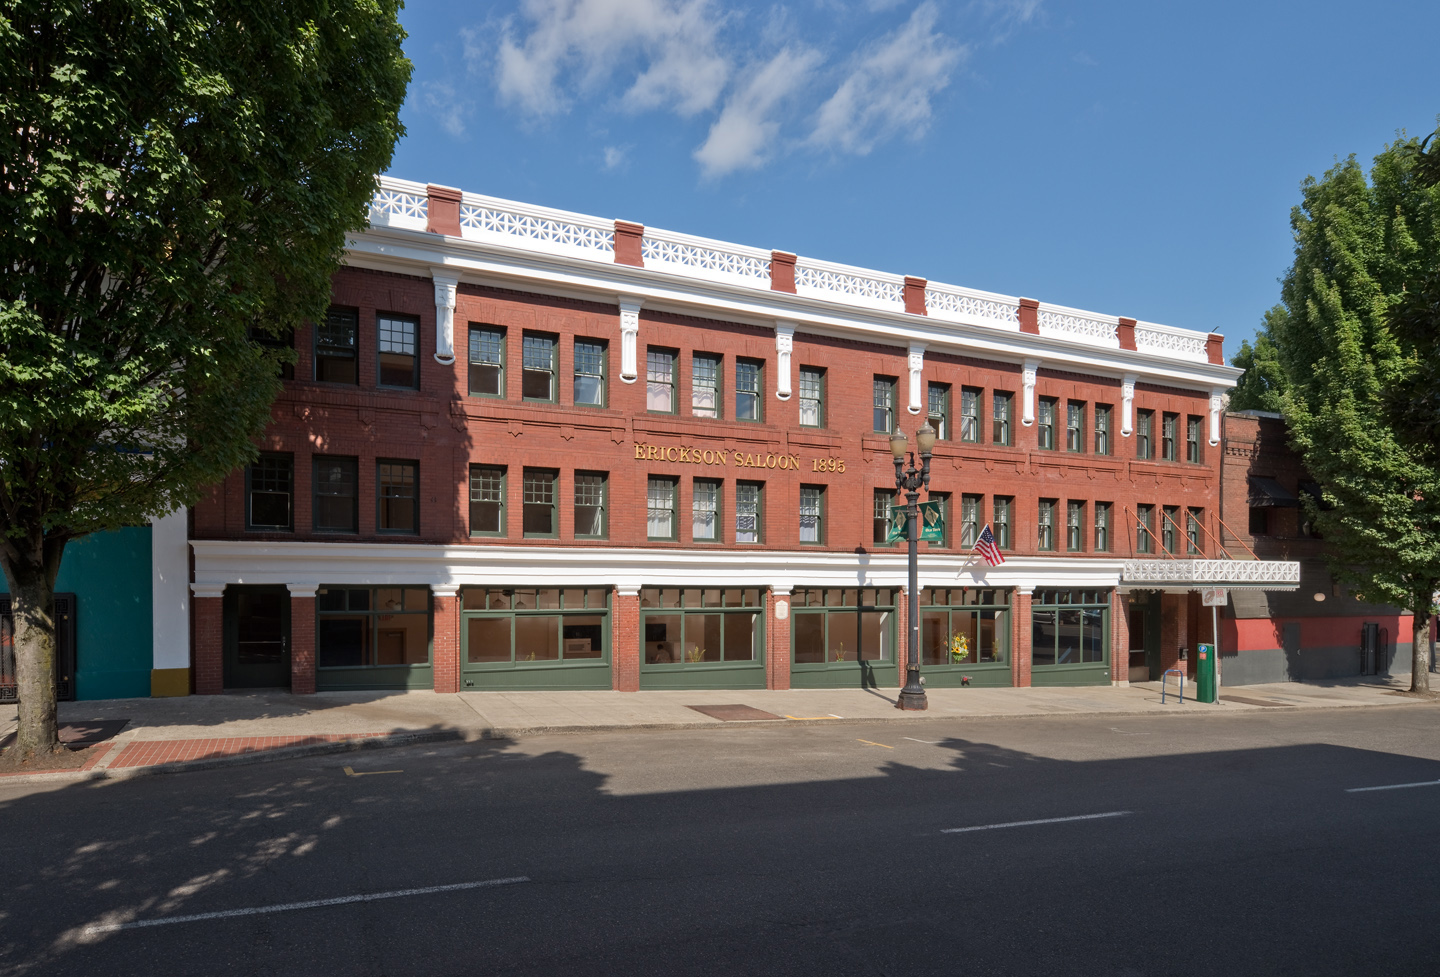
640 227 771 290
924 281 1021 330
368 177 428 231
1037 302 1120 347
457 191 615 263
1134 320 1208 363
1122 559 1301 589
793 256 905 313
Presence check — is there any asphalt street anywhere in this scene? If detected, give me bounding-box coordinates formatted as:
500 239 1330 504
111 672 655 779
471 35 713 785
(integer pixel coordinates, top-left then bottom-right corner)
2 705 1438 976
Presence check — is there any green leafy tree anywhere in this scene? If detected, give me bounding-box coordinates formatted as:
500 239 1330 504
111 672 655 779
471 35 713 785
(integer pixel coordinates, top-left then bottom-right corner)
1385 128 1440 455
1274 136 1440 693
0 1 410 759
1228 307 1289 413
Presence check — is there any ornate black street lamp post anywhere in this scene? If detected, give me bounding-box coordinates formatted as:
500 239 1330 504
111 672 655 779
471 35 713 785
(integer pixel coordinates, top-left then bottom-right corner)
890 421 937 711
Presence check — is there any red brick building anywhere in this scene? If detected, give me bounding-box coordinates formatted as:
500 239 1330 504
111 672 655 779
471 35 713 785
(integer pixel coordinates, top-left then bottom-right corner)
185 177 1298 696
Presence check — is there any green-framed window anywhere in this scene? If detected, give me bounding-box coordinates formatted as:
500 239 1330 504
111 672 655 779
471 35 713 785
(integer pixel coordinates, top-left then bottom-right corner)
993 495 1013 549
960 387 981 443
313 455 358 533
639 588 763 666
246 453 294 531
377 314 419 389
462 588 609 666
574 471 607 539
574 339 606 407
873 376 896 433
1162 412 1178 461
692 478 721 542
1038 397 1058 450
1066 401 1085 452
1136 409 1154 459
316 306 358 384
1162 505 1178 554
799 367 825 427
992 391 1013 445
928 383 950 440
1031 589 1109 668
735 481 763 543
647 348 677 413
377 459 417 534
469 326 505 398
1067 500 1085 552
648 476 677 540
1095 501 1112 552
1038 498 1057 551
692 353 721 418
736 358 763 422
318 586 431 668
920 587 1010 667
1187 507 1204 554
1094 404 1112 455
522 468 558 537
469 465 506 537
799 485 824 544
1186 415 1203 463
522 333 557 402
792 588 896 664
1136 504 1155 554
873 489 895 545
960 494 981 548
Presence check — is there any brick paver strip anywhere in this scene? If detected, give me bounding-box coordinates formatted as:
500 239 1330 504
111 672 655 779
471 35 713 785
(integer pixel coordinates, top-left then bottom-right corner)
107 734 389 769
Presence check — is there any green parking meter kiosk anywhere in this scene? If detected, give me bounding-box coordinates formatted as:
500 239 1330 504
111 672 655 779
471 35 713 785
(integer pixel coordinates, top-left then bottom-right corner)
1195 643 1217 703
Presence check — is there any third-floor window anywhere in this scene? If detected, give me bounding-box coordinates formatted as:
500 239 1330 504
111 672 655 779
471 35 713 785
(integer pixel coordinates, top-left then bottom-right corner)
735 359 762 422
874 377 896 434
928 383 950 439
469 326 504 397
960 387 981 443
377 314 419 389
692 353 720 418
573 339 606 407
522 333 557 402
799 367 825 428
316 307 358 384
1038 398 1058 450
647 348 676 413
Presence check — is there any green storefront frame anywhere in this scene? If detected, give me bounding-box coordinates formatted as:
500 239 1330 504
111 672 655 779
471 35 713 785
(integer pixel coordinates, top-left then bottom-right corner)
1030 589 1110 687
316 585 434 691
790 588 899 689
461 587 611 691
639 587 766 690
918 587 1012 687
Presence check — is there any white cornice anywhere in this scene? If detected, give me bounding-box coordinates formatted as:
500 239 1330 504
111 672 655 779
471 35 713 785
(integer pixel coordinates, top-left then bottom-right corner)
343 226 1242 393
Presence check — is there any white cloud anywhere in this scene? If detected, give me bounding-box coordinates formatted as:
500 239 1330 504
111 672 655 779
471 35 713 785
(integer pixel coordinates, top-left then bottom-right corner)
693 47 824 178
809 3 965 155
603 145 629 170
421 81 474 138
974 0 1043 43
493 0 731 118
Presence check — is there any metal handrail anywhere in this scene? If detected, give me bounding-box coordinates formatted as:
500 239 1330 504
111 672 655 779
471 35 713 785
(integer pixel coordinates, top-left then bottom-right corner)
1161 668 1185 704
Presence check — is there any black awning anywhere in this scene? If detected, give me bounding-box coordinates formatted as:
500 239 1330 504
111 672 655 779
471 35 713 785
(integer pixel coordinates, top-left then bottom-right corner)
1247 476 1299 508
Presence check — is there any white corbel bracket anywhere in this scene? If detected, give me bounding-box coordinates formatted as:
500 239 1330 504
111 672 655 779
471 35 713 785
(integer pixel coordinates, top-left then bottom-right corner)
1120 373 1138 437
1021 358 1041 426
1208 388 1226 446
618 297 643 384
774 322 795 400
907 343 925 415
431 271 458 365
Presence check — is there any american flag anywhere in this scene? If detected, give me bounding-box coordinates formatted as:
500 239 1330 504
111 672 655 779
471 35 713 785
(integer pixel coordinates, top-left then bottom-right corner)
973 524 1005 567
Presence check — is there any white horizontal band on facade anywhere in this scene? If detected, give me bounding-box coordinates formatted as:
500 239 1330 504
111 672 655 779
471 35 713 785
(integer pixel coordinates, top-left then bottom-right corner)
192 540 1132 593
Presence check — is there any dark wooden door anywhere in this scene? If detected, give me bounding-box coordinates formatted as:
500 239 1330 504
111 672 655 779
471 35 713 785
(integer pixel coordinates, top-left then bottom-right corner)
224 586 291 688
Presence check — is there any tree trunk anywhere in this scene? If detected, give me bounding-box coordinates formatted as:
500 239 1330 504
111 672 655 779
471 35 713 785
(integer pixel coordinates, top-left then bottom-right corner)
1410 599 1432 695
9 567 61 760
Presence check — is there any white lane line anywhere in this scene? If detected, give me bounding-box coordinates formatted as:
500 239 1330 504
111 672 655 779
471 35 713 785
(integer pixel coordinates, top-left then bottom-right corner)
903 737 943 744
1346 779 1440 793
942 811 1132 834
84 877 529 934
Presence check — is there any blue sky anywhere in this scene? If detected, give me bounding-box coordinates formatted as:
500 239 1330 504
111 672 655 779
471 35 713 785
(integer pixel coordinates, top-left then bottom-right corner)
389 0 1440 359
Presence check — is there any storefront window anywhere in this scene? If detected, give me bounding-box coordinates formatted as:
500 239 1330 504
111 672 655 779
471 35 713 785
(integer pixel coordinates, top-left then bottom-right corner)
462 588 609 666
919 588 1009 666
791 588 895 664
639 588 761 665
1031 590 1108 669
318 587 430 668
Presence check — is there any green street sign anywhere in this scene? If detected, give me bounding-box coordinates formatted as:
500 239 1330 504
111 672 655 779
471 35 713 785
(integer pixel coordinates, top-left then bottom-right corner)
886 501 944 542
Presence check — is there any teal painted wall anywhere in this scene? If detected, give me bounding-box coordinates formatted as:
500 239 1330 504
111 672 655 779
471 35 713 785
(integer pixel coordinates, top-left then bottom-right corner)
0 527 153 700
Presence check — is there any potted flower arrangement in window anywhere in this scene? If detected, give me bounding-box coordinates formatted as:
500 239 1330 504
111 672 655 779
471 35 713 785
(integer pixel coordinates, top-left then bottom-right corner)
948 631 970 664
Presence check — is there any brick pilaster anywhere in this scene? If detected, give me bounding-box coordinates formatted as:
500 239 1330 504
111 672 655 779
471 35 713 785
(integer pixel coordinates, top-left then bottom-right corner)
1158 592 1189 678
289 592 316 694
193 591 224 695
768 590 792 690
1111 591 1130 684
1012 590 1033 687
432 588 461 693
613 591 640 691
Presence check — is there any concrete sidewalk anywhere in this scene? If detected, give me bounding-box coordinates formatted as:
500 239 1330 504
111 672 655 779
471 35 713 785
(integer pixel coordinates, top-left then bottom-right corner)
1 675 1431 784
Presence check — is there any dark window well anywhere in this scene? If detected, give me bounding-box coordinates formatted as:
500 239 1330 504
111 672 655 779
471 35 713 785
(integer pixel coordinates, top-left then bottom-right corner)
469 326 505 397
523 469 557 537
316 307 358 384
1248 507 1269 536
313 456 358 533
250 325 295 380
318 587 430 668
1067 500 1085 552
469 465 505 537
960 494 981 548
377 314 419 388
247 454 293 530
377 460 418 534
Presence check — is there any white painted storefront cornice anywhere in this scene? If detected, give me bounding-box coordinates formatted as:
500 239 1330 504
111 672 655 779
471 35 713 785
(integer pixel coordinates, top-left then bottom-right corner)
192 539 1128 592
344 227 1242 394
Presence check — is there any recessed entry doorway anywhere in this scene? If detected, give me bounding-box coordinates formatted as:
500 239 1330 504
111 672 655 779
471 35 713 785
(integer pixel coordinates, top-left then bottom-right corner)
224 585 290 689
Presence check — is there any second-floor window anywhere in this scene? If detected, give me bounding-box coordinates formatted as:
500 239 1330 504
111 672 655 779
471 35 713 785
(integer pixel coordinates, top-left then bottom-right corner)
693 479 720 541
1067 500 1085 551
313 456 358 533
1187 507 1204 554
377 314 419 388
993 392 1012 445
873 489 893 545
469 326 505 397
522 333 556 401
1187 416 1202 463
1162 505 1178 554
1038 499 1056 551
247 454 293 531
736 481 762 543
993 496 1013 549
1038 398 1058 450
1094 405 1112 455
960 494 981 548
735 359 762 421
1162 412 1178 461
574 339 606 407
874 377 896 434
647 349 676 413
960 387 981 442
469 465 505 537
928 383 950 439
377 460 418 534
522 469 557 536
316 307 358 384
647 477 677 540
799 486 824 544
1136 504 1155 553
1095 501 1111 552
575 472 607 538
1137 410 1154 459
800 367 824 427
1066 402 1085 452
692 353 720 418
